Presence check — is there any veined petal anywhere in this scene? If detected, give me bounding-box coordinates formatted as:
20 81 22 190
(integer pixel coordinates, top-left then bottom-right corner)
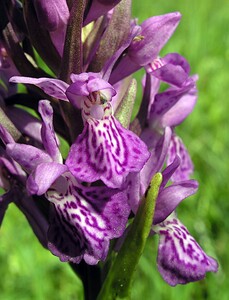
153 214 218 286
66 116 150 188
47 175 130 263
38 100 62 163
9 76 69 100
6 143 52 173
148 83 194 129
27 162 68 195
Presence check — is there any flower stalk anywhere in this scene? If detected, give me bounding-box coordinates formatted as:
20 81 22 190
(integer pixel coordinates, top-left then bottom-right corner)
97 173 162 300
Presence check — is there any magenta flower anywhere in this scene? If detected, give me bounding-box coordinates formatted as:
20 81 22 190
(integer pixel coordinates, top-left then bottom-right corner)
110 12 181 83
4 100 130 263
10 73 150 188
1 1 218 294
153 212 218 286
127 130 218 286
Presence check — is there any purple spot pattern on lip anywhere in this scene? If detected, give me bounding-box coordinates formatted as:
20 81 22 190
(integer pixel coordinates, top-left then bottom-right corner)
46 174 130 264
153 215 218 286
65 116 150 188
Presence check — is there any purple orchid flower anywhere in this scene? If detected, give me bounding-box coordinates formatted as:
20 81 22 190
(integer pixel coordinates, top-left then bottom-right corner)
10 73 150 188
152 211 218 286
140 54 198 182
5 100 130 264
127 128 218 285
109 12 181 83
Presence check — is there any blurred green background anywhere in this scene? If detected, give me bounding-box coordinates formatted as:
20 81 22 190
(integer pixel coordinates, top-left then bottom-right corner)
1 0 228 299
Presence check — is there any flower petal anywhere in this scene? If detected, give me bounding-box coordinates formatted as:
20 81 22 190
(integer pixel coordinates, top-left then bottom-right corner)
6 107 42 145
153 215 218 286
47 175 130 263
128 12 181 66
66 74 116 108
167 135 194 182
27 162 68 195
6 143 52 173
139 127 172 199
147 53 191 87
153 180 198 224
34 0 69 31
66 116 150 188
148 83 194 129
9 76 69 100
38 100 62 163
160 80 198 127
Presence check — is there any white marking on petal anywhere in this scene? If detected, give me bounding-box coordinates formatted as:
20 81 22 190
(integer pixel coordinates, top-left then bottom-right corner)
153 214 218 286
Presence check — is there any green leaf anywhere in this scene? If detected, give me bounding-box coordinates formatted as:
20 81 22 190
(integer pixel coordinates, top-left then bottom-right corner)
97 173 163 300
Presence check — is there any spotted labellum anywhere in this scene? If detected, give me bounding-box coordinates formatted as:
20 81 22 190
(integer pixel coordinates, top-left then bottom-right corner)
0 0 218 298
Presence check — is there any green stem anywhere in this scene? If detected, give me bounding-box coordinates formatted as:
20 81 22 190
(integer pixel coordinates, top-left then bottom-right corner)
97 173 163 300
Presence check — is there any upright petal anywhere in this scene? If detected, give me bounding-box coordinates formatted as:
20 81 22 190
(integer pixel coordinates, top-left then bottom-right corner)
139 127 172 199
153 214 218 286
38 100 62 163
66 116 150 188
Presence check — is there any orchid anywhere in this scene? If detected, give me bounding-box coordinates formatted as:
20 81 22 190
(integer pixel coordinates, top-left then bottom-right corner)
0 1 218 299
4 100 130 263
10 73 150 188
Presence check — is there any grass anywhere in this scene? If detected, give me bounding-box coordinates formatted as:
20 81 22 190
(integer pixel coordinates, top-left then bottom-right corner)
0 0 228 299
